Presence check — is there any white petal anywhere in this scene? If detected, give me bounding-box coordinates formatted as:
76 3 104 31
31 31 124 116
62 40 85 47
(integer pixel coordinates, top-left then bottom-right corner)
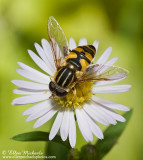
16 69 50 84
97 106 125 122
93 40 99 52
83 103 109 126
11 93 51 105
26 100 54 121
97 57 118 75
13 88 48 95
22 100 52 115
18 62 50 83
92 85 132 94
41 39 56 72
84 111 104 139
28 50 53 75
106 57 118 65
12 80 49 90
91 97 125 122
69 38 76 50
69 111 76 148
75 108 93 142
96 47 112 64
78 38 87 46
95 78 125 86
49 111 64 140
33 108 58 128
91 96 130 111
90 102 117 125
60 109 70 141
34 43 49 64
35 42 56 74
92 40 99 62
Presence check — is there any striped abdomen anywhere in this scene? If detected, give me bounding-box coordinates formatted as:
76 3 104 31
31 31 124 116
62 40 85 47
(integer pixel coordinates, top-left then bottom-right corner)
55 66 75 88
65 45 96 71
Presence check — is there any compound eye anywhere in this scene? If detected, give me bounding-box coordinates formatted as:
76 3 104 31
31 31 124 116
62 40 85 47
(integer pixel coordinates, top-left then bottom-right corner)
55 88 68 97
49 81 56 92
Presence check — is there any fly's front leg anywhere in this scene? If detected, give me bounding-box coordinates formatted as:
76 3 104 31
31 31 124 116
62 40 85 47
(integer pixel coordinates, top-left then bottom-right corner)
50 76 54 81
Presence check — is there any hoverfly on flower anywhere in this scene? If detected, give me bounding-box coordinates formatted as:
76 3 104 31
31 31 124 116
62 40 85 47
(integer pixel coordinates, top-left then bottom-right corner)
48 16 128 98
12 16 131 148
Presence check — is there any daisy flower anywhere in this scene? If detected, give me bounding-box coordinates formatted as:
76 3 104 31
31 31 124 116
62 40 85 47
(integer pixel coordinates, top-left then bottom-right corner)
12 37 131 148
12 17 131 148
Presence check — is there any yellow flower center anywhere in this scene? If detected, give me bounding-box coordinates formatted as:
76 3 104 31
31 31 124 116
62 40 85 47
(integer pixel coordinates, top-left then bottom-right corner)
55 81 94 109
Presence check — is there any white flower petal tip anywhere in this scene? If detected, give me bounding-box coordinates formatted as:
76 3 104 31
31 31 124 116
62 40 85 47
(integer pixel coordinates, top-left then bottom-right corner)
119 116 126 122
69 111 76 148
75 108 93 142
93 40 99 51
27 49 31 53
106 57 119 66
113 57 118 61
98 132 104 140
105 46 112 54
11 80 16 84
78 38 87 46
26 117 32 122
49 137 52 141
34 43 40 50
60 110 70 141
13 89 17 94
69 38 76 50
11 99 18 106
33 121 45 128
22 111 28 116
11 101 15 106
49 111 64 141
96 46 112 64
61 136 66 141
127 85 132 89
33 124 38 128
41 39 48 48
125 107 130 111
41 38 47 43
17 61 24 67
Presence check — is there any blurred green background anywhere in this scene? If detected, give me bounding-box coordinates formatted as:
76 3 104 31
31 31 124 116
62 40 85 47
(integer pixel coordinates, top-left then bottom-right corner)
0 0 143 159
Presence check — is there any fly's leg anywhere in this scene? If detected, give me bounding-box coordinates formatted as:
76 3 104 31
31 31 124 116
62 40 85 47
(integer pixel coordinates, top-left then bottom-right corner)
49 93 55 99
50 76 54 81
72 87 76 102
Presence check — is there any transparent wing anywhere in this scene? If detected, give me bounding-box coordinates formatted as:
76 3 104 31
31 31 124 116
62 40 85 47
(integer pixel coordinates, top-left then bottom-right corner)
47 16 68 69
78 64 128 82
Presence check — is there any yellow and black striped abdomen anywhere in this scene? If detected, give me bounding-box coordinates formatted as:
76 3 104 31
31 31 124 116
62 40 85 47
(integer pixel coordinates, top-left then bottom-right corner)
65 45 96 71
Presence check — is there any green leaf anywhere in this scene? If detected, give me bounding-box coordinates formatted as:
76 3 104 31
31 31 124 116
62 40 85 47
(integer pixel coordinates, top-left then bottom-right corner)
11 131 71 149
79 110 133 160
95 109 133 160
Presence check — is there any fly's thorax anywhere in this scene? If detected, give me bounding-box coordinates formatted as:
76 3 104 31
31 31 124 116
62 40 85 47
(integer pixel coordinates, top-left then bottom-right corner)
54 66 76 89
